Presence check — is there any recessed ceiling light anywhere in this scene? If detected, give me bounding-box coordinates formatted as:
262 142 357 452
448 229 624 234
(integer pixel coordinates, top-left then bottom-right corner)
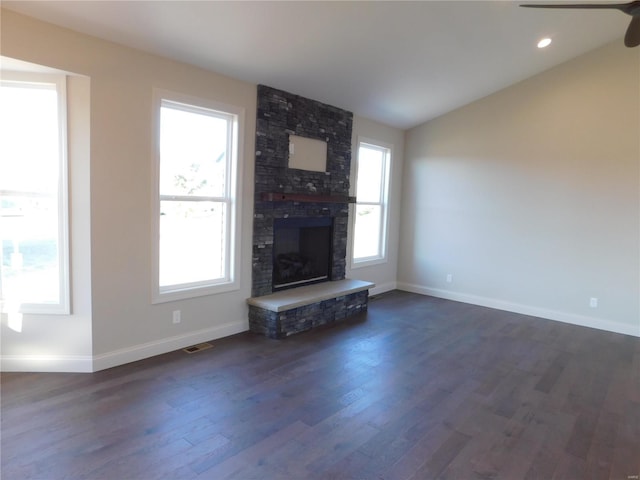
537 37 552 48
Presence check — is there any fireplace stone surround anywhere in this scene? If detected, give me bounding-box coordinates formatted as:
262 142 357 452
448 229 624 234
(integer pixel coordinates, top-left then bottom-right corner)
248 85 373 338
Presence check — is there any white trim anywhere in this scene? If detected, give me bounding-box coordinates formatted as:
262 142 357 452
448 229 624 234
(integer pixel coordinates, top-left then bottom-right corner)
1 320 248 372
92 319 247 372
0 72 70 314
150 88 244 304
351 137 392 268
369 281 397 297
153 280 241 304
397 282 640 338
1 355 93 373
350 257 388 270
57 75 70 314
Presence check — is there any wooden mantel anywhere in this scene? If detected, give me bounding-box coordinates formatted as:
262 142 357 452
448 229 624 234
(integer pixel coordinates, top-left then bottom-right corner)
260 192 356 203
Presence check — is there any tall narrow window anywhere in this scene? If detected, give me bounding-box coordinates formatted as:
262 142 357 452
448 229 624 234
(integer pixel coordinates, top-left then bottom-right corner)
153 91 242 302
352 140 391 265
0 74 69 314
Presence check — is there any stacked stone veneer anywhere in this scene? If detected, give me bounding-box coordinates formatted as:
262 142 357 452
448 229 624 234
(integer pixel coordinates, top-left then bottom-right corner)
249 291 369 339
252 85 353 297
250 85 369 338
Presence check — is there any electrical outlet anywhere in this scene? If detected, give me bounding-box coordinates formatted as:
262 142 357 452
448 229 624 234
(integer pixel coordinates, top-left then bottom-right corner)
589 298 598 308
172 310 181 324
446 274 453 283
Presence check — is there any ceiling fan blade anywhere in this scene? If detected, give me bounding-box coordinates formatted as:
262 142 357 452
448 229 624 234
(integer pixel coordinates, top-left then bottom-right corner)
624 15 640 46
521 2 637 13
521 1 640 47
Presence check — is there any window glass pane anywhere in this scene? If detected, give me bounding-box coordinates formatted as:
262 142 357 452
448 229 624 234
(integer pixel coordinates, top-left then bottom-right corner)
159 200 226 287
0 81 63 307
0 84 59 193
353 204 382 259
159 105 228 198
1 195 60 304
154 92 240 301
356 145 384 203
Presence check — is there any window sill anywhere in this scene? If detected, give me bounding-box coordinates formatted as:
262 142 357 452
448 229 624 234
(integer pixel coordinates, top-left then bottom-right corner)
350 257 388 270
152 281 239 304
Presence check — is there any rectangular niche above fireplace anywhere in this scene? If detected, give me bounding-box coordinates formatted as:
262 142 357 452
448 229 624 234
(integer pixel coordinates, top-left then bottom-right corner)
273 217 333 291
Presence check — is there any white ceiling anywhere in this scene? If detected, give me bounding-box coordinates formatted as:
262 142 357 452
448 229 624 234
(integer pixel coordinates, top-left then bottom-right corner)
2 1 630 129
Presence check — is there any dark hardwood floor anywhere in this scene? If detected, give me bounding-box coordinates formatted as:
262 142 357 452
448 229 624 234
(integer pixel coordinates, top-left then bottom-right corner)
2 291 639 479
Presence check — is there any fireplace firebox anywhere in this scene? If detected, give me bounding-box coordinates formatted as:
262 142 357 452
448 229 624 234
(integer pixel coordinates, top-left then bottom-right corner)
272 217 333 291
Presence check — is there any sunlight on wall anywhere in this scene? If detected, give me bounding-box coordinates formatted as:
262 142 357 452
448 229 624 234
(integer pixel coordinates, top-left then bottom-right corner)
7 306 23 333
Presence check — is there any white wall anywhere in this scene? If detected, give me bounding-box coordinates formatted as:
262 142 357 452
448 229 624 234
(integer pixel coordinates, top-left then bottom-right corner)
0 67 93 372
347 116 404 295
1 10 257 370
398 41 640 337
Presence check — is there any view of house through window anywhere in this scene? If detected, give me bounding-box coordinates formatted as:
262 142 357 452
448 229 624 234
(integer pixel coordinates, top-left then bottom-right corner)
155 94 240 301
352 141 390 265
0 74 69 314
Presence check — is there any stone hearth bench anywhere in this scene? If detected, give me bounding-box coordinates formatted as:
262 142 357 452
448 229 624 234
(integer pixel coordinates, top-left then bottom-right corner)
247 279 374 339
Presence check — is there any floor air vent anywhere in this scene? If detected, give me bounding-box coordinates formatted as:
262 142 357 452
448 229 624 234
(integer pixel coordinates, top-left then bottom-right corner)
183 343 213 354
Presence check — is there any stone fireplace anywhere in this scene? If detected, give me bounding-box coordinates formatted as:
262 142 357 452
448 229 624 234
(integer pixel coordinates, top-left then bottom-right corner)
248 85 372 338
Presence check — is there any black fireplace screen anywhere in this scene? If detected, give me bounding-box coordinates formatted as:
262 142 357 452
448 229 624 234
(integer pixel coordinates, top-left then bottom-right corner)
272 217 333 291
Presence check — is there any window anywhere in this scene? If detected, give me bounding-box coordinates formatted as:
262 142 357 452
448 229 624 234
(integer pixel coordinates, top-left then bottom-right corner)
152 90 243 302
351 140 391 266
0 73 70 314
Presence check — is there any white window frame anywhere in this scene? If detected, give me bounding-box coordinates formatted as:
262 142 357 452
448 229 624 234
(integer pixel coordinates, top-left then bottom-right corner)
350 138 392 268
151 89 243 304
0 72 70 315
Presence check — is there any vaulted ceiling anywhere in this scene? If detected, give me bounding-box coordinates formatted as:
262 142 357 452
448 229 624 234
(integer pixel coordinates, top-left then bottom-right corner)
3 1 630 129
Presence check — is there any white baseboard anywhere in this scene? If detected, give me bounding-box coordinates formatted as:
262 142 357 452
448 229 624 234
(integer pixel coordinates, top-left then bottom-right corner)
2 320 248 373
396 282 640 338
369 281 397 297
91 282 396 372
6 282 635 373
92 320 248 372
1 354 94 373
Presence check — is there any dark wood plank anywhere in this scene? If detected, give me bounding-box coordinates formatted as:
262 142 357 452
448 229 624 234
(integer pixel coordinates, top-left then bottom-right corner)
534 351 572 393
1 290 639 480
585 410 619 480
408 428 472 479
564 407 600 459
609 400 640 480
